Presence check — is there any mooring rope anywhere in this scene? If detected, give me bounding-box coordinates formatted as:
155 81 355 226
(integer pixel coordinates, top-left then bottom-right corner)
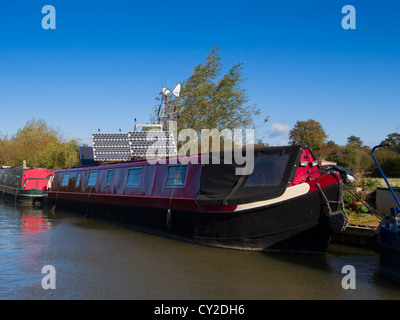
167 164 186 230
316 183 349 232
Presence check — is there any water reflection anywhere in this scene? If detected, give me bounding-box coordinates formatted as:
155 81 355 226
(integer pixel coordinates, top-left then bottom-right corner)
1 197 400 299
20 214 49 235
0 200 52 298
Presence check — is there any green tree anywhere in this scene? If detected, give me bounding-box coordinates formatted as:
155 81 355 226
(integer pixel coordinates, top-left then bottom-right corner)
347 135 364 148
316 140 339 160
328 144 359 171
371 137 400 176
288 119 328 151
0 118 80 169
151 46 262 148
381 132 400 153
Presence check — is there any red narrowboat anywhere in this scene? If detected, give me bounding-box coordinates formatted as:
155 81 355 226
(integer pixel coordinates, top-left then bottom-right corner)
0 167 55 203
44 146 351 253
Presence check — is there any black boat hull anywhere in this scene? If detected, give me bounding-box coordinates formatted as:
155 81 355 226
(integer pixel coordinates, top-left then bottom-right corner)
1 186 43 204
43 183 338 254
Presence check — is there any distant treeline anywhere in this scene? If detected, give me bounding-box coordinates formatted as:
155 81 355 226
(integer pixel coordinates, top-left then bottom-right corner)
1 118 399 177
0 119 80 170
287 119 400 176
317 139 400 177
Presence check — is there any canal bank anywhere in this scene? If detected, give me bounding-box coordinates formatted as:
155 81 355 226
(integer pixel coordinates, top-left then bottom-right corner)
333 225 377 249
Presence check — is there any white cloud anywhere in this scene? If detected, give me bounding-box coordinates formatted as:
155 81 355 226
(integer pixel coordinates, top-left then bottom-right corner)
269 123 291 138
279 140 289 146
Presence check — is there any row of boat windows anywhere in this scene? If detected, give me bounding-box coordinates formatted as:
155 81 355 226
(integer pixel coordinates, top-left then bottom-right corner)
60 165 188 188
0 173 21 185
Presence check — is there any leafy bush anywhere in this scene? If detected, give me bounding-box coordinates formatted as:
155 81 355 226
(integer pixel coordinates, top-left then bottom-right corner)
343 192 356 207
361 178 381 191
371 156 400 177
327 144 359 171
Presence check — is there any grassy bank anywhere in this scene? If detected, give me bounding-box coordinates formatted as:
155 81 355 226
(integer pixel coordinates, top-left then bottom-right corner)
374 178 400 188
347 212 381 228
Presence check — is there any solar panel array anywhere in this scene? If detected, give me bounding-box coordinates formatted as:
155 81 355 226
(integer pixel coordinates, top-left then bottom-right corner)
92 131 177 162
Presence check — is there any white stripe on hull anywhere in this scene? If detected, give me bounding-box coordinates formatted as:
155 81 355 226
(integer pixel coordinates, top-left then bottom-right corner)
234 183 310 212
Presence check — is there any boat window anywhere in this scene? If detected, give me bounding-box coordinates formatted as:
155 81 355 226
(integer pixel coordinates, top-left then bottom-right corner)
126 168 142 187
61 173 70 187
165 165 187 187
106 170 114 187
87 171 98 187
245 154 290 186
75 172 81 187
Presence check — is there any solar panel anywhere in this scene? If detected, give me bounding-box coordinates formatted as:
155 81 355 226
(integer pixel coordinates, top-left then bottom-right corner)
128 131 177 157
92 133 131 161
91 131 177 162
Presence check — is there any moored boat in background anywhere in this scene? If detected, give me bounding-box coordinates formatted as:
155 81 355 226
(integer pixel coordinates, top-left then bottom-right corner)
0 166 55 203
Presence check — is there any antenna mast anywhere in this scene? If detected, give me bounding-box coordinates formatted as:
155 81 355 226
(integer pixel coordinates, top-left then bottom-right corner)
160 84 181 131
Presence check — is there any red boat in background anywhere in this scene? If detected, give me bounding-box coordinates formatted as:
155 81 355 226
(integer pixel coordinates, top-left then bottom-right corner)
44 146 352 253
0 166 54 203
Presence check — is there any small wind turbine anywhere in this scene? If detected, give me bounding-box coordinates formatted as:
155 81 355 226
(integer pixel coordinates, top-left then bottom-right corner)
158 83 181 129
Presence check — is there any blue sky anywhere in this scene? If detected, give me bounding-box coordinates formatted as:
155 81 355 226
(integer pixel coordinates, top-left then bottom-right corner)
0 0 399 148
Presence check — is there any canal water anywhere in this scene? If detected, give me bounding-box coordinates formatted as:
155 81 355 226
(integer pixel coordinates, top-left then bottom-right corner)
1 197 400 300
